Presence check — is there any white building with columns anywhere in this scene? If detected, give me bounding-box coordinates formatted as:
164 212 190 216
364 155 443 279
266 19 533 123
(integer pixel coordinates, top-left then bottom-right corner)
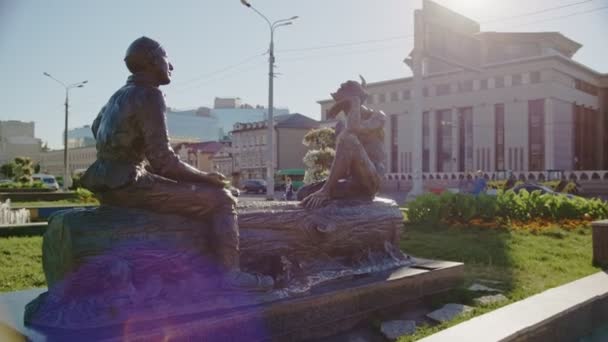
319 2 607 182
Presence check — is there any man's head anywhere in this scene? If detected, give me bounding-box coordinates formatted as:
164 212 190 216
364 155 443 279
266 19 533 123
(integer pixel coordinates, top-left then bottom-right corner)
124 36 173 85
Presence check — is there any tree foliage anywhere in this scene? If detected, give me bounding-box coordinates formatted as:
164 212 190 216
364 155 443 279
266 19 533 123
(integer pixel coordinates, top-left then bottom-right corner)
3 157 35 183
302 127 336 184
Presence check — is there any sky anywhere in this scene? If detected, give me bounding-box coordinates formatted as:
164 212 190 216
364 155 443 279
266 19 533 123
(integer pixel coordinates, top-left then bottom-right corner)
0 0 607 149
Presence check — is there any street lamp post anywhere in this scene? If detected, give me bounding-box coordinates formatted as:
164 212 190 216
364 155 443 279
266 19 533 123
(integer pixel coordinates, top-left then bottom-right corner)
43 72 87 191
241 0 297 200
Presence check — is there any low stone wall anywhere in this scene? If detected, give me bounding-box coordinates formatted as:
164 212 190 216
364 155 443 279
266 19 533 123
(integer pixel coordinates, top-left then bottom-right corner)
0 191 77 203
592 220 608 267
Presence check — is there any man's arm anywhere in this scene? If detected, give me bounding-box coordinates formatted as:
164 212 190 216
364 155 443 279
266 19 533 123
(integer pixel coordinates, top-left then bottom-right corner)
91 106 105 139
357 106 386 133
139 88 224 186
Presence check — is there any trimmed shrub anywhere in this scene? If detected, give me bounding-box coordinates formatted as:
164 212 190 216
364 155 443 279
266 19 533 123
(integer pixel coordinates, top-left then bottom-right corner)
407 190 608 226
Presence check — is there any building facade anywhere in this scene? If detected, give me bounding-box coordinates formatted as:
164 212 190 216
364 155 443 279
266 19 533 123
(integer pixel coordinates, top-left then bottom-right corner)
0 120 41 165
231 114 319 181
211 142 234 179
39 146 97 176
319 2 607 177
211 97 290 139
174 141 224 173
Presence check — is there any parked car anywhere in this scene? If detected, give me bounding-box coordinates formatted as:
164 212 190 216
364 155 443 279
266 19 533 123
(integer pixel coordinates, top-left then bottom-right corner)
32 174 60 191
242 179 267 194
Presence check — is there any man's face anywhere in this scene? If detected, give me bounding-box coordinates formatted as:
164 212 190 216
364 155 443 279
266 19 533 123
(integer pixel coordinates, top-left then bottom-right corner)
154 48 173 85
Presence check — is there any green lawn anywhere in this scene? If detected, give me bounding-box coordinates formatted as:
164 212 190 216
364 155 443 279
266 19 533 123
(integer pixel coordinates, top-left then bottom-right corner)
0 236 44 292
398 223 600 341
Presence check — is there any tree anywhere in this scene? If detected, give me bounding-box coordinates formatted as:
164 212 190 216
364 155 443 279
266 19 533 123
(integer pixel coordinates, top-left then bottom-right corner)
0 162 17 179
13 157 34 183
302 127 336 184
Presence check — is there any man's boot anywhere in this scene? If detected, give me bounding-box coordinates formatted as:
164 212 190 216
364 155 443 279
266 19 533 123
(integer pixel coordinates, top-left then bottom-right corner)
213 207 274 292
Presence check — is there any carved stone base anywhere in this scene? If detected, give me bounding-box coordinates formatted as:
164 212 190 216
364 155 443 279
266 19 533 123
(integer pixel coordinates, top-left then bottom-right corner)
21 259 463 342
25 198 411 330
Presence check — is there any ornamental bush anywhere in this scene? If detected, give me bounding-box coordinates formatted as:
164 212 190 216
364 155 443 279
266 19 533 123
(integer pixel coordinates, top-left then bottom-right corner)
407 190 608 225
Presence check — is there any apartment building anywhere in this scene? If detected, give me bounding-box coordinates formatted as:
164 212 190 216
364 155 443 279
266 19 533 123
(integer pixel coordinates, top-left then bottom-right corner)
231 113 319 180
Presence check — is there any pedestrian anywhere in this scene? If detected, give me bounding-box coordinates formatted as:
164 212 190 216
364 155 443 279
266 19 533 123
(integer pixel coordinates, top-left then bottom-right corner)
284 177 294 201
471 170 487 196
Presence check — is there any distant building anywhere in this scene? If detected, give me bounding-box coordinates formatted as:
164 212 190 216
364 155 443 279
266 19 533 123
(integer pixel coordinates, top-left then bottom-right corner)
68 126 96 148
211 97 289 139
166 107 219 142
318 0 608 174
174 141 224 173
0 120 41 165
39 146 97 176
211 140 234 179
231 113 319 180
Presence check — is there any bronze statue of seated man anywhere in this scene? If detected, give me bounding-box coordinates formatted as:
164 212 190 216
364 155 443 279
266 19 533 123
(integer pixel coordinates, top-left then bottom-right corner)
81 36 273 292
300 77 387 208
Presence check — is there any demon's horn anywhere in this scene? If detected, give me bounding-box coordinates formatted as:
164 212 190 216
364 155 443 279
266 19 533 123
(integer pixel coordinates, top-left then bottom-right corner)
359 75 367 88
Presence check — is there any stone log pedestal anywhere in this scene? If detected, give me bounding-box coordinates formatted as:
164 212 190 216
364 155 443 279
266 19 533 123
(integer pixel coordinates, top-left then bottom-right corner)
23 198 464 341
592 220 608 267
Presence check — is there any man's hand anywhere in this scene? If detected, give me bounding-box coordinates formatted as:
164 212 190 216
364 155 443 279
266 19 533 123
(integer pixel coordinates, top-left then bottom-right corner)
202 171 227 187
301 189 331 209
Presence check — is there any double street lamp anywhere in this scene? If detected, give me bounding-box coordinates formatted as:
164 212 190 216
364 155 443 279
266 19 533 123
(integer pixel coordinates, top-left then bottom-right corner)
43 72 87 190
241 0 297 200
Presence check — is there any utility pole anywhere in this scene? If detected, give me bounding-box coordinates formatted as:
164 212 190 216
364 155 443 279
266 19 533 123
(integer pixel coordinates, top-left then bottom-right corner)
43 72 87 191
241 0 297 200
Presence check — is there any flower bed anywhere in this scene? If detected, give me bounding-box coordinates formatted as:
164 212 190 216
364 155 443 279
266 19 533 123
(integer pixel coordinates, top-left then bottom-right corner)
407 190 608 230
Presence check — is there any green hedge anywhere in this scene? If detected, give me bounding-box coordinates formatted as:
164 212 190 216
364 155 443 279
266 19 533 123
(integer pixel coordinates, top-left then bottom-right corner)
407 190 608 225
0 181 46 190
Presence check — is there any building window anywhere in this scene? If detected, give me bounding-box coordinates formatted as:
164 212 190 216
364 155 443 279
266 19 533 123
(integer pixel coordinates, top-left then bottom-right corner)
530 71 541 84
378 93 387 103
512 74 522 86
458 107 474 172
390 114 398 173
436 109 452 172
423 112 430 172
402 90 411 100
495 104 505 171
458 80 473 92
528 99 545 171
574 104 599 170
480 79 488 90
390 91 399 102
495 76 505 88
436 84 451 96
423 87 429 97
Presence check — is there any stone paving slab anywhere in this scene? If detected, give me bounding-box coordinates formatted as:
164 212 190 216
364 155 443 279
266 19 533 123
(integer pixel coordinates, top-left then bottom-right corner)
419 271 608 342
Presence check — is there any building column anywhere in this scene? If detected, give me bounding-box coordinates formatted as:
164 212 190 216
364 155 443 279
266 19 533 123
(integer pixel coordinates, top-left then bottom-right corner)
451 108 459 172
429 110 437 172
544 98 554 170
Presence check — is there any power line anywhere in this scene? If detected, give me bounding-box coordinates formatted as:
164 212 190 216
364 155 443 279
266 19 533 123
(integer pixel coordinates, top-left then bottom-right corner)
501 5 608 28
174 1 606 91
277 35 413 54
172 51 266 88
481 0 594 24
172 61 267 94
